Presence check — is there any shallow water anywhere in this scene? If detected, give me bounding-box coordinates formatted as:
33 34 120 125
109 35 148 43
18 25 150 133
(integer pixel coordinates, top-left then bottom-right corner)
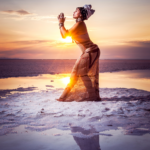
0 70 150 94
0 70 150 150
100 70 150 91
0 125 150 150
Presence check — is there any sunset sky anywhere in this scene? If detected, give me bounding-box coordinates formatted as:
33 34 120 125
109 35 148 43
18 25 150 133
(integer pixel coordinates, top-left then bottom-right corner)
0 0 150 59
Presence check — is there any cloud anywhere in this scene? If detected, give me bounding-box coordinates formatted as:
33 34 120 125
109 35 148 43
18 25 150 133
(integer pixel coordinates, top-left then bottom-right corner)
0 40 57 58
124 41 150 48
31 15 73 23
0 9 34 16
0 44 75 59
0 40 60 51
97 40 150 47
49 21 58 24
2 40 55 45
66 19 74 22
0 9 37 20
0 10 73 23
100 41 150 59
0 39 74 52
31 15 57 21
66 15 72 18
6 39 72 46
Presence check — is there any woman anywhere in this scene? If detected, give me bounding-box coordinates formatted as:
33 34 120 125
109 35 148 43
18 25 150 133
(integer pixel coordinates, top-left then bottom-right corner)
57 4 101 102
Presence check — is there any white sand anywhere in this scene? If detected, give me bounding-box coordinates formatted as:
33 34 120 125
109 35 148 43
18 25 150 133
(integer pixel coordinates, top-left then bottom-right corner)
0 87 150 137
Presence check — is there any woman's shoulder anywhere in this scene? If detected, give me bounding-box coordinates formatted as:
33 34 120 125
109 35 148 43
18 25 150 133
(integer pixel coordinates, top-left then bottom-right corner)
69 21 87 35
77 21 87 30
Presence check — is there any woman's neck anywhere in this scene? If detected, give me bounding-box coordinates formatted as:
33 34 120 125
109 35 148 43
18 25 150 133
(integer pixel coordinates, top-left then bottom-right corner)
76 18 83 23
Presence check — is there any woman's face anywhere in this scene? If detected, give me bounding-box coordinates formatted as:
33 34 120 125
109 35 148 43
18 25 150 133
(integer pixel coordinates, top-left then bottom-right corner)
73 8 82 19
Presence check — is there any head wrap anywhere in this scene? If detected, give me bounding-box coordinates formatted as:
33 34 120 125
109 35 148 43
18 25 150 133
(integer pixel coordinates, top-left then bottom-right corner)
77 4 95 20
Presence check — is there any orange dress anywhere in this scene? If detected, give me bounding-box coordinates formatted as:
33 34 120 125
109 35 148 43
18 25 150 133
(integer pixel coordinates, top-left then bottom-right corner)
59 32 101 102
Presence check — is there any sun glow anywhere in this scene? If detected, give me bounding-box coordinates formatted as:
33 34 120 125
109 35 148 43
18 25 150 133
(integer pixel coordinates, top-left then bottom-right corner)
61 36 72 43
61 77 70 85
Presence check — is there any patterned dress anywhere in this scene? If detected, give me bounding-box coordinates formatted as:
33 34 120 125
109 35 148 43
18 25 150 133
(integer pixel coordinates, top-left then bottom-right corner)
59 32 101 102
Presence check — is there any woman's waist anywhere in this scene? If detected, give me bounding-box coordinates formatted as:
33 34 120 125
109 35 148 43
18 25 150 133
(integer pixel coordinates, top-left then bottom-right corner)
76 41 100 52
84 44 100 53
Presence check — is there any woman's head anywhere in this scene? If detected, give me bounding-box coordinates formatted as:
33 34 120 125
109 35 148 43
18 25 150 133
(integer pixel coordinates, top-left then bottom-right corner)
73 8 83 20
73 7 87 21
73 5 95 21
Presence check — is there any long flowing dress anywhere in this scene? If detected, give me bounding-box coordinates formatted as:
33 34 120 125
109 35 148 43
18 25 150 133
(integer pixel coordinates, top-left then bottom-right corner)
59 31 101 102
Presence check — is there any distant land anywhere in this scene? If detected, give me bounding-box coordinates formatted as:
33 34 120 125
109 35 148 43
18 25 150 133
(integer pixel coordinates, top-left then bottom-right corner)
0 57 21 59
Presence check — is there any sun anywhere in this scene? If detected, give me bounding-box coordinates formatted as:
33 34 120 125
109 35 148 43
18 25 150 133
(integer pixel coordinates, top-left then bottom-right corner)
61 36 72 43
61 77 70 85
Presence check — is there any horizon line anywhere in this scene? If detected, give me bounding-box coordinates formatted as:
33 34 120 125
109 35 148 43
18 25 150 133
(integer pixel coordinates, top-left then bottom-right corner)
0 58 150 60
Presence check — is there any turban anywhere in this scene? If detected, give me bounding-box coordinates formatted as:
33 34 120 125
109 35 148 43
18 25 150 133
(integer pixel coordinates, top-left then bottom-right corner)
77 4 95 20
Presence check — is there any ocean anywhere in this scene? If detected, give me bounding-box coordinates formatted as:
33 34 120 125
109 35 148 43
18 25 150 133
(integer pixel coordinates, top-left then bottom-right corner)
0 59 150 78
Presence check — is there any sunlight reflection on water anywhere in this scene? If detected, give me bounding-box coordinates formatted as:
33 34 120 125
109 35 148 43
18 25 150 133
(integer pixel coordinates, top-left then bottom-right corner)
0 70 150 92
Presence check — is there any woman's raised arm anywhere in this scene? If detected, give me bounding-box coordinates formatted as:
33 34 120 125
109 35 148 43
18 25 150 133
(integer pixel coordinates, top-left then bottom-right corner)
60 23 81 39
57 14 81 39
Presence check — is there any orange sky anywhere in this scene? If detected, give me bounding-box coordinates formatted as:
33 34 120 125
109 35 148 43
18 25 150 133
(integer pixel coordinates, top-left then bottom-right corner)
0 0 150 59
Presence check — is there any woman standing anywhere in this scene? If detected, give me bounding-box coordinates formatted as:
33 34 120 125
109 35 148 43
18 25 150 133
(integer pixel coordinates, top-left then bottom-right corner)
57 4 101 102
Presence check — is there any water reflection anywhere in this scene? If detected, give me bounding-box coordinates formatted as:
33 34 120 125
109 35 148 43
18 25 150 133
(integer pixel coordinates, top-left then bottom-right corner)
99 70 150 91
70 123 150 150
71 126 101 150
0 70 150 92
0 74 69 91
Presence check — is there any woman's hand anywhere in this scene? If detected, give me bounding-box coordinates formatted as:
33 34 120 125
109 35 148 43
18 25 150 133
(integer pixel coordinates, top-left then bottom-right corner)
57 13 66 23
